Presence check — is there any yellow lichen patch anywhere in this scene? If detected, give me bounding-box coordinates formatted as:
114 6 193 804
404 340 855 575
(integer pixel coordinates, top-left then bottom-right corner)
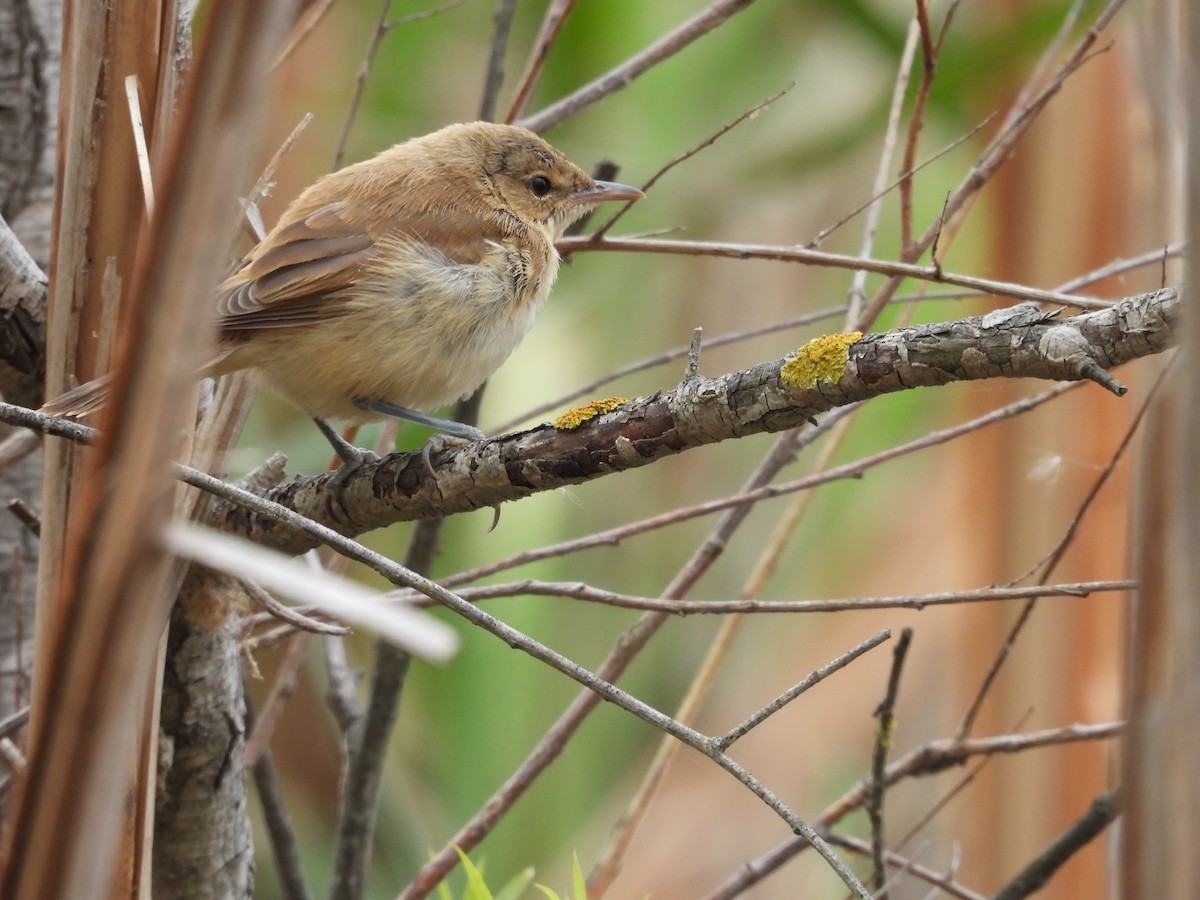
553 397 628 430
781 332 862 390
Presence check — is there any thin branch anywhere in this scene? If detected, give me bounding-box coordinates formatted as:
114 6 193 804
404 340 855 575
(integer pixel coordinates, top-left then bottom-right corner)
477 0 517 121
408 387 867 898
322 632 361 737
893 709 1034 855
847 18 919 324
954 361 1172 740
240 579 350 637
715 630 891 750
242 112 313 241
330 645 411 900
821 833 986 900
274 0 341 70
854 0 1125 328
588 411 858 897
327 422 426 900
867 628 913 898
0 708 29 741
519 0 763 132
897 0 948 256
244 632 313 768
557 235 1111 308
390 579 1135 615
331 0 464 170
1055 242 1186 293
1021 358 1174 585
702 723 1124 900
333 0 395 170
502 0 576 123
245 680 314 900
991 789 1121 900
593 83 794 240
808 114 995 250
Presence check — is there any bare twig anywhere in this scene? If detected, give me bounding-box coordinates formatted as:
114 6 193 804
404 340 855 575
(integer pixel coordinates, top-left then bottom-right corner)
244 632 314 768
703 723 1124 899
4 499 40 537
390 579 1134 615
854 0 1126 329
588 410 859 897
991 789 1121 900
478 0 517 121
716 630 891 750
503 0 576 123
245 113 313 213
867 628 913 897
809 114 995 250
821 832 986 900
274 0 340 69
327 421 420 900
333 0 395 171
556 235 1110 308
0 707 29 741
893 709 1034 855
519 0 763 133
955 362 1171 740
245 680 314 900
406 396 871 899
593 83 794 240
322 632 361 737
332 0 464 170
240 579 350 637
847 18 919 324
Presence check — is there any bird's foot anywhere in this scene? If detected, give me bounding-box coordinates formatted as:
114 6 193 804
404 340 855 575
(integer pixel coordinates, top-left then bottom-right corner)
313 417 381 492
352 398 485 476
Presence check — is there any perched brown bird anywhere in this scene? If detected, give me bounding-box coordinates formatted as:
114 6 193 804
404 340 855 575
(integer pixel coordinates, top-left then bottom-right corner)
44 122 644 480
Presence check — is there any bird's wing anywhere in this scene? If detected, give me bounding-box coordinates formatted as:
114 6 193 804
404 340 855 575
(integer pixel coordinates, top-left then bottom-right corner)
217 200 505 333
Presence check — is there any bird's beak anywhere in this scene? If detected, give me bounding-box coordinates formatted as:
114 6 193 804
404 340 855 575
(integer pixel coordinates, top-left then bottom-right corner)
576 180 646 204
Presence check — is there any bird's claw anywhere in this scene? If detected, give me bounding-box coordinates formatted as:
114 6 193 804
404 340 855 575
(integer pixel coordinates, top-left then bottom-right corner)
420 432 478 476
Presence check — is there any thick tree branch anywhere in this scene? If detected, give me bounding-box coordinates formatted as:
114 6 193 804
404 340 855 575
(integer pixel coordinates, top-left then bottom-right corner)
0 288 1176 553
215 287 1178 551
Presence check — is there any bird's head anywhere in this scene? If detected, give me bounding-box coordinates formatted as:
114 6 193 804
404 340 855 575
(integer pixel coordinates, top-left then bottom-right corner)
419 122 644 239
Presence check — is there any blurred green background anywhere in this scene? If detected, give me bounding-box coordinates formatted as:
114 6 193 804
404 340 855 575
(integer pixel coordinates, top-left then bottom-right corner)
240 1 1168 897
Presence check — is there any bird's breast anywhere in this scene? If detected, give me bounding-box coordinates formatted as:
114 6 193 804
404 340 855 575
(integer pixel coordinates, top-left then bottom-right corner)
241 233 561 422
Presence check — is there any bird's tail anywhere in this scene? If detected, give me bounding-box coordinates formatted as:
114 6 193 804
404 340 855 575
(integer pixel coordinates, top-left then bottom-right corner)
40 373 113 417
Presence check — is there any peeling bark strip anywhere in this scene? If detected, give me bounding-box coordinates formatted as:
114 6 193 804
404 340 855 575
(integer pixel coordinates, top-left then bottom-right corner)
219 288 1178 552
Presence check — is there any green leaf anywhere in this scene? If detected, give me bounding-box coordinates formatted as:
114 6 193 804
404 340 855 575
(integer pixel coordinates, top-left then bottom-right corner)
454 846 494 900
494 866 536 900
570 853 587 900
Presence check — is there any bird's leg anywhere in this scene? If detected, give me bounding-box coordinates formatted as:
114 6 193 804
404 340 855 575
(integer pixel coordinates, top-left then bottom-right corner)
352 398 486 474
314 417 380 491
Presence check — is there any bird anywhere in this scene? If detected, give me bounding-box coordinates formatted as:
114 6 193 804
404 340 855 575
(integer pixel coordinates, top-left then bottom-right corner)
43 122 645 482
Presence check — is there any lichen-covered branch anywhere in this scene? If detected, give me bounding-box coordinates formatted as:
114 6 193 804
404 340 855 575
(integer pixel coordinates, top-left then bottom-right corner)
219 287 1178 552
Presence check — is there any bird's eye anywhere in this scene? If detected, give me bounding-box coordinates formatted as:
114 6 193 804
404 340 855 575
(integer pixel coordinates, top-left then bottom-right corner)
527 175 552 197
